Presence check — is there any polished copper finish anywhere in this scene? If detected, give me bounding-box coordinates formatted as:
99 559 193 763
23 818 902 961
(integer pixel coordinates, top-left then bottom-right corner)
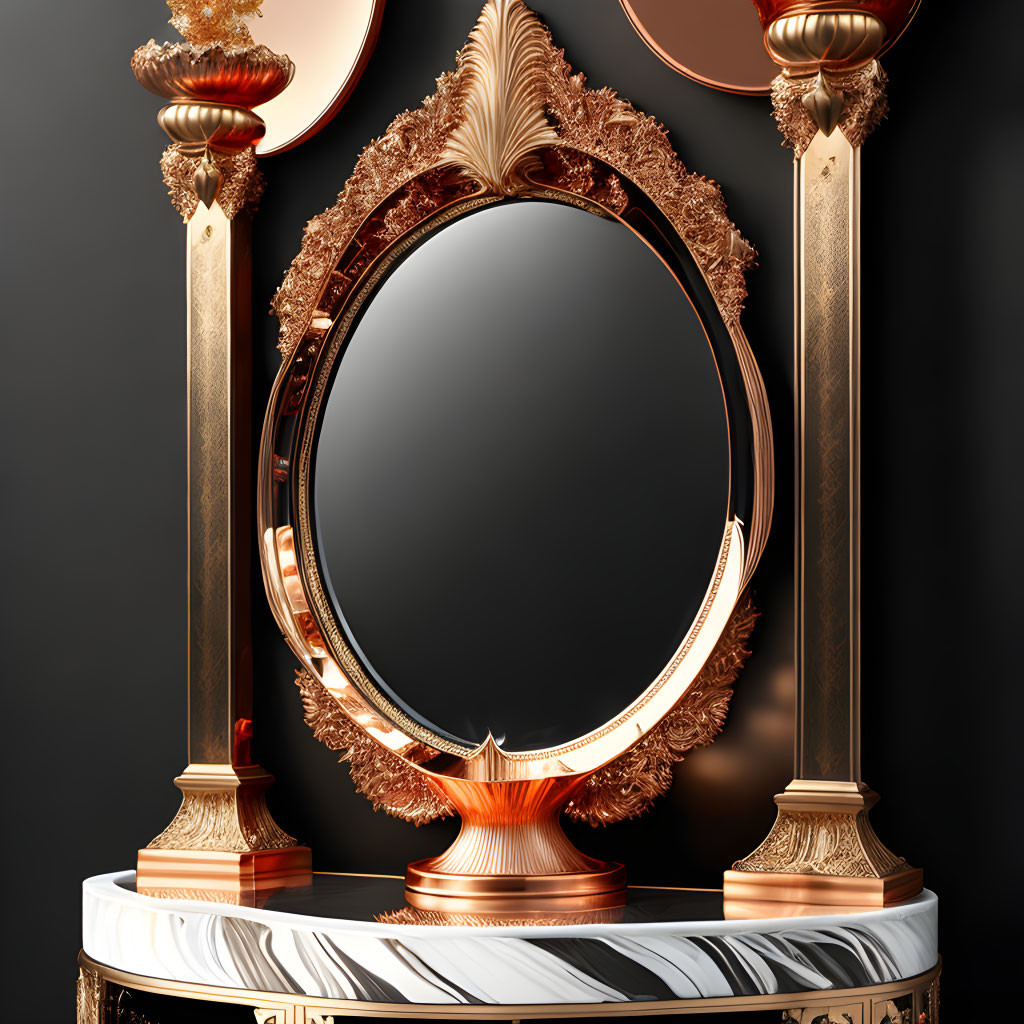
619 0 776 96
131 40 293 107
136 848 312 903
723 896 880 919
404 885 628 914
406 757 625 906
724 867 923 907
294 601 756 898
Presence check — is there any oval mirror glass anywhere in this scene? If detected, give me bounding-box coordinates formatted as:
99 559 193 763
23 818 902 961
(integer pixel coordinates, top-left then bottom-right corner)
311 200 730 751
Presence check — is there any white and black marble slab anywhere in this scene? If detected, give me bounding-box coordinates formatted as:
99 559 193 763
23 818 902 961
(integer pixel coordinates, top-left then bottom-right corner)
82 871 938 1006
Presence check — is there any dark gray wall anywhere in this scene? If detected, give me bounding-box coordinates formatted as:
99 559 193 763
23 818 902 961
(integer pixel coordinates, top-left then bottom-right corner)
1 0 1020 1018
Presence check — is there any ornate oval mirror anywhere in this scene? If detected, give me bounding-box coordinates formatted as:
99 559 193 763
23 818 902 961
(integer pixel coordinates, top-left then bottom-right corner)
260 0 772 908
313 199 730 753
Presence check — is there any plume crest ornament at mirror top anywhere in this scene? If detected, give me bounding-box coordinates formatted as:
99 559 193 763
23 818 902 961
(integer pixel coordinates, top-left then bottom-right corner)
440 0 559 193
271 0 754 358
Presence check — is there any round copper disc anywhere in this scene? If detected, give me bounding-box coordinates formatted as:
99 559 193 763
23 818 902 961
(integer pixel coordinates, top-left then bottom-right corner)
251 0 386 155
620 0 776 96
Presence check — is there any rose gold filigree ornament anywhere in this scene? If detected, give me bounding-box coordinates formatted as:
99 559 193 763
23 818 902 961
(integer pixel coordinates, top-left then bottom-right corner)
131 0 293 217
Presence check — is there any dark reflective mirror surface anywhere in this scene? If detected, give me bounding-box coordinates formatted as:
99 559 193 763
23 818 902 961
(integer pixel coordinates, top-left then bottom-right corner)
313 200 729 750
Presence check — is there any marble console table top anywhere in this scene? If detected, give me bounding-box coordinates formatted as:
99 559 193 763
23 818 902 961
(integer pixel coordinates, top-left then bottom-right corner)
82 871 938 1007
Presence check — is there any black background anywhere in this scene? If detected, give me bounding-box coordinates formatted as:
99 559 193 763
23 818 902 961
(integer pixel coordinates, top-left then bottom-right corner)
2 0 1021 1019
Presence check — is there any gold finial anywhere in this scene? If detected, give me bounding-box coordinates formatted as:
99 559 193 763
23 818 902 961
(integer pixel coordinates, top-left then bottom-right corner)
166 0 263 47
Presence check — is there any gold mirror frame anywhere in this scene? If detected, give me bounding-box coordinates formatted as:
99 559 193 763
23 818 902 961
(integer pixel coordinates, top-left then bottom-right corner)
258 0 773 904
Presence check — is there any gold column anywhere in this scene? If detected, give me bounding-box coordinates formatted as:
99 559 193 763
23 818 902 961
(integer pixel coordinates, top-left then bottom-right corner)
131 2 310 899
725 8 921 906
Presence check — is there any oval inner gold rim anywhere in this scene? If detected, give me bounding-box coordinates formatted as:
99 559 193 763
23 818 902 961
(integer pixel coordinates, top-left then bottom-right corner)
288 185 741 766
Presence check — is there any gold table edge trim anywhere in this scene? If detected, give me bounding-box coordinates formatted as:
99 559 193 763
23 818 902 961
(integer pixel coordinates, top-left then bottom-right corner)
79 950 941 1019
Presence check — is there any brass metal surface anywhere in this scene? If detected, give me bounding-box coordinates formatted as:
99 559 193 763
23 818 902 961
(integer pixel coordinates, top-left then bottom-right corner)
727 45 918 902
136 846 312 902
142 0 381 158
77 951 941 1021
767 12 886 71
751 1 894 155
728 781 917 902
134 204 309 892
405 768 626 903
132 11 308 892
259 2 774 859
158 100 266 154
132 40 293 107
185 203 250 766
145 764 295 852
724 867 923 907
751 0 920 53
77 962 105 1024
137 764 311 896
797 127 860 784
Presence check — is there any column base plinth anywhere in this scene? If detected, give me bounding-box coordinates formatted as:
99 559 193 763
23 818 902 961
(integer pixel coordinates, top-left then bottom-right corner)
724 780 922 907
724 866 923 907
136 846 312 902
136 763 312 902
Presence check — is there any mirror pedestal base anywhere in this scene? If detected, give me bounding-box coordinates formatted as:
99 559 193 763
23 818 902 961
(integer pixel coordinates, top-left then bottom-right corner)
405 770 626 910
405 861 627 913
723 781 922 907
